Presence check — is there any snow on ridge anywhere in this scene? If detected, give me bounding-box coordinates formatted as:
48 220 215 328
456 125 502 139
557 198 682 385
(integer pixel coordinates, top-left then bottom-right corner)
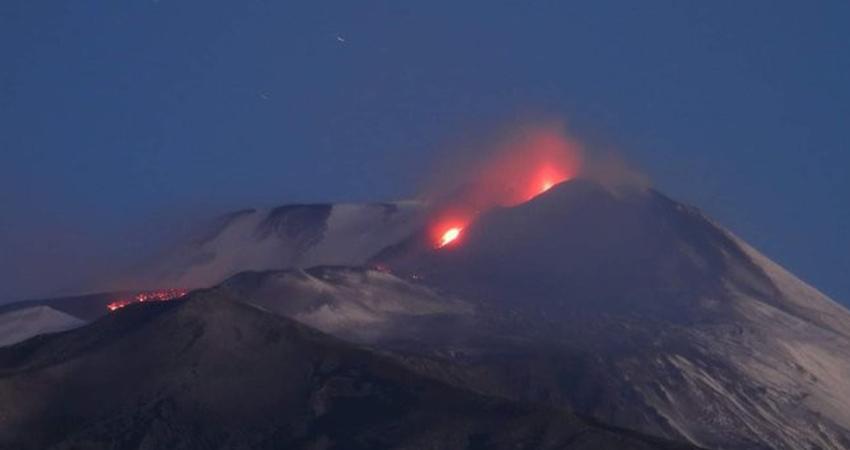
152 201 425 291
302 201 424 267
0 305 86 347
724 231 850 338
233 267 472 342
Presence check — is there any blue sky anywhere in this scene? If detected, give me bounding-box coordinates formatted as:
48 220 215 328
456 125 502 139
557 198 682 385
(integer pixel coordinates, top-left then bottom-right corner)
1 1 848 303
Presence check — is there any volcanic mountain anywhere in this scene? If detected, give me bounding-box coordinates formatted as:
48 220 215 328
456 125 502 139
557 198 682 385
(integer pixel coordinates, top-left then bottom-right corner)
0 290 694 450
6 178 850 449
133 202 425 291
176 179 850 450
371 180 850 449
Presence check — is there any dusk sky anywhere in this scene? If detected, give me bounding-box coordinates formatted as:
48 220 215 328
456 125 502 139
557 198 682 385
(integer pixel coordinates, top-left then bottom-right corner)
1 1 848 303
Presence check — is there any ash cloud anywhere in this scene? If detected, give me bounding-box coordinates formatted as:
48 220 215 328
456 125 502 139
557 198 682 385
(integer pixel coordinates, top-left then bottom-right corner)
414 118 651 248
0 117 651 304
418 118 650 209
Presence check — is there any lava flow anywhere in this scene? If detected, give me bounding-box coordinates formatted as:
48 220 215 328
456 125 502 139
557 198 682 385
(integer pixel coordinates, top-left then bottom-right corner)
438 227 463 248
428 125 582 249
107 288 189 312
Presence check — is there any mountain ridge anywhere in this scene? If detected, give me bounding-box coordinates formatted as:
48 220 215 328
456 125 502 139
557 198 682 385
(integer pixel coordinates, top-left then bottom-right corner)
0 290 696 450
4 179 849 449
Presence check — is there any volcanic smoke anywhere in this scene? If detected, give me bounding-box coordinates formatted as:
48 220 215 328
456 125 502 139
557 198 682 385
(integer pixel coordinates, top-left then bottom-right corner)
427 125 582 248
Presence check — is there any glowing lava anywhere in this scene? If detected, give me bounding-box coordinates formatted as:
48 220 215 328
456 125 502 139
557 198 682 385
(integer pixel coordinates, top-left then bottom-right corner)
107 288 188 312
438 227 462 247
427 124 583 250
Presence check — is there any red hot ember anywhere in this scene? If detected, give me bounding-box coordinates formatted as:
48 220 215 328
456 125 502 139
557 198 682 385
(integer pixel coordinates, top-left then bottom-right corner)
107 288 189 312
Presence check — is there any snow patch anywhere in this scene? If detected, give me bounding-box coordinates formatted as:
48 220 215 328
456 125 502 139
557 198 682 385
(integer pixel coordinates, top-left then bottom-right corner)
0 306 86 347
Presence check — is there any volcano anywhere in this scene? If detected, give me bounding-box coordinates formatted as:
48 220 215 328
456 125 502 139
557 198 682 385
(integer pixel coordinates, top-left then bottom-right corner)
195 179 850 450
6 178 850 450
369 180 850 449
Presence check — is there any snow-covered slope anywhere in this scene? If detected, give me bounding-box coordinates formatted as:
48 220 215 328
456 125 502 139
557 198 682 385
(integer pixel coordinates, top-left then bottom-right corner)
0 305 86 347
0 291 694 450
138 201 424 290
364 180 850 450
16 179 850 449
220 267 473 343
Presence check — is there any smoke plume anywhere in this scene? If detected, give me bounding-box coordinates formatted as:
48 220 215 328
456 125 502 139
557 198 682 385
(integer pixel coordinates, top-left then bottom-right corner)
419 119 649 247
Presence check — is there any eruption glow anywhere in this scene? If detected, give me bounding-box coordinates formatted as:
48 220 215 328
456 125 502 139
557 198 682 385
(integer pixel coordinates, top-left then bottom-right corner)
438 227 462 247
428 125 582 249
107 288 188 311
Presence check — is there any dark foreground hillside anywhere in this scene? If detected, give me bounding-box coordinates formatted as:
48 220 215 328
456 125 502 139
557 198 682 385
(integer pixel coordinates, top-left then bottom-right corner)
0 290 695 450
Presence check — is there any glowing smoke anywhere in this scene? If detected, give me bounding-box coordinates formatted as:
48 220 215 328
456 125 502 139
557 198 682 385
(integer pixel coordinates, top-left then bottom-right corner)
423 123 583 248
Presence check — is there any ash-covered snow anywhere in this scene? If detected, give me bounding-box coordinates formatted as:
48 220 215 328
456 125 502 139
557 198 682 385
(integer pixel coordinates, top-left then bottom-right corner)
733 235 850 339
51 179 850 450
0 305 86 347
220 267 472 343
137 201 425 291
369 180 850 450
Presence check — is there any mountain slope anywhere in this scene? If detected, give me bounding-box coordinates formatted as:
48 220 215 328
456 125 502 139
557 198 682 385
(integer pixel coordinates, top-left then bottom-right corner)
0 292 144 322
7 179 849 449
0 306 85 347
134 202 424 291
0 290 694 450
359 180 850 449
218 266 474 344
